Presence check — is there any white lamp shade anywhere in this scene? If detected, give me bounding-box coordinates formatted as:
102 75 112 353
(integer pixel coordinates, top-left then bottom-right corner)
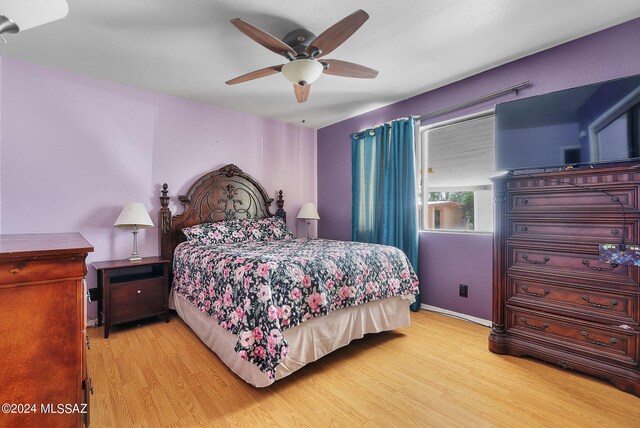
282 59 324 86
114 203 154 228
297 203 320 221
0 0 68 32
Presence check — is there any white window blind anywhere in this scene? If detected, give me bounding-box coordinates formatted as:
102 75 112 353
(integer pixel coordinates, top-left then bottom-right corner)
423 113 495 191
419 111 496 232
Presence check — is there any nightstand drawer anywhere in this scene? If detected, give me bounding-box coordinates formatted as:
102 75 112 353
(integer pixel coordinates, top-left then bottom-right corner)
110 277 165 324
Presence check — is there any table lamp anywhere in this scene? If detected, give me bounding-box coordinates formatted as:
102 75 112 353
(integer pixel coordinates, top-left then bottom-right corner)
114 202 154 262
297 203 320 239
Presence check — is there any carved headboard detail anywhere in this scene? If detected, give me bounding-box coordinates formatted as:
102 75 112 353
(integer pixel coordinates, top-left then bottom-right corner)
159 164 286 263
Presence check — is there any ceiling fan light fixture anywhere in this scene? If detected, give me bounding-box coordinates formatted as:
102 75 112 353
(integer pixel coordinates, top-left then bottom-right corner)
282 59 323 86
0 0 68 34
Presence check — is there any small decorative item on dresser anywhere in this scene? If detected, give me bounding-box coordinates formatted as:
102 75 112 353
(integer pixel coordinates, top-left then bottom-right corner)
93 257 170 338
113 202 154 261
297 202 320 238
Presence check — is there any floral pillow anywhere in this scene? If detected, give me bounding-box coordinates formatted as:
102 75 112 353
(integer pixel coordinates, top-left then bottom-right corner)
241 217 293 241
181 221 241 245
182 217 292 245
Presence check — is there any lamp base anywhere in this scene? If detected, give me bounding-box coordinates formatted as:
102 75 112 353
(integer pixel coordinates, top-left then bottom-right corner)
128 228 142 262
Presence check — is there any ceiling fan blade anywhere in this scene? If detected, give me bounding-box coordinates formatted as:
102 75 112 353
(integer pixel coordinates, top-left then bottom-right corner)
230 18 297 58
306 9 369 58
294 84 311 103
321 59 378 79
225 65 284 85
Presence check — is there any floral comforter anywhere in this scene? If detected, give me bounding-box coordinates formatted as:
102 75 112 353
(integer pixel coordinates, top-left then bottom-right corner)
173 238 419 378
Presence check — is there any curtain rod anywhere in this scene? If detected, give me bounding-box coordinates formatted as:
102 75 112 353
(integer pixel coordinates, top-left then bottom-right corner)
352 117 413 139
351 81 532 139
416 81 532 122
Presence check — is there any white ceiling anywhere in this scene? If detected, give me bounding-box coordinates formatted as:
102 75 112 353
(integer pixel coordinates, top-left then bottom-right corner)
1 0 640 129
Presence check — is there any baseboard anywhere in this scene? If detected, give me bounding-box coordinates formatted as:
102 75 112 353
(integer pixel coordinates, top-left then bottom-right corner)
420 304 492 327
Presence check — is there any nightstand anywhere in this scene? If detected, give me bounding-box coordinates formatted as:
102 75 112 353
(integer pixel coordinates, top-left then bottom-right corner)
93 257 170 338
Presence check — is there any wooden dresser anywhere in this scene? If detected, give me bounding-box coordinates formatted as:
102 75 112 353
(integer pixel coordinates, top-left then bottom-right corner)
0 233 94 427
490 165 640 396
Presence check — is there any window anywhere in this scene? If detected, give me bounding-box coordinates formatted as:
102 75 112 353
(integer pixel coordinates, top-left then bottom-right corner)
419 111 495 232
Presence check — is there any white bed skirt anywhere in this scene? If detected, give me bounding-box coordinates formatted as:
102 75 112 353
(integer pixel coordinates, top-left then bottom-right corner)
171 290 414 387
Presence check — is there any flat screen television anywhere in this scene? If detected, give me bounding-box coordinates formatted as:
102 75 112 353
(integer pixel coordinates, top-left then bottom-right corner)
495 74 640 171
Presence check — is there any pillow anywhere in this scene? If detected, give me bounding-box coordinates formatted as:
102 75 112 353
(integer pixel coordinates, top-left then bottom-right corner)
182 217 292 245
182 220 240 245
240 217 293 241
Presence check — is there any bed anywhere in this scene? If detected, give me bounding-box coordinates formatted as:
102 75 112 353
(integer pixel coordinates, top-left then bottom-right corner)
159 164 419 386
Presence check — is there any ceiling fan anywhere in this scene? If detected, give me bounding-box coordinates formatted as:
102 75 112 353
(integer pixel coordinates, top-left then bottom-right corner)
225 9 378 103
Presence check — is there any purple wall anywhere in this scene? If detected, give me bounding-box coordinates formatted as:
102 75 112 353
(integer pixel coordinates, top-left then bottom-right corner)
318 18 640 320
419 232 493 318
0 57 317 322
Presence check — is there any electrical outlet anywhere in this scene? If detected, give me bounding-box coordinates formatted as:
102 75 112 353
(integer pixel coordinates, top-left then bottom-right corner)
459 284 469 298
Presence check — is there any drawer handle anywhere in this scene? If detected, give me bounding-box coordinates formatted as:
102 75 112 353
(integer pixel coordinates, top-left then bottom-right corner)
582 296 618 309
521 286 550 298
137 290 142 294
521 199 528 205
580 331 617 347
611 229 619 236
520 226 528 232
520 317 548 331
581 259 619 272
522 255 550 265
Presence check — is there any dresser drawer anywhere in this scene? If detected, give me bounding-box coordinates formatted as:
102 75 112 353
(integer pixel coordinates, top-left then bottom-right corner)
507 244 639 287
110 277 165 324
507 275 639 325
507 218 635 245
507 308 638 366
508 187 637 213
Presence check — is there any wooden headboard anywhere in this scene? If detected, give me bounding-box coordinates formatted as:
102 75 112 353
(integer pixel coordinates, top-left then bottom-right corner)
159 164 286 262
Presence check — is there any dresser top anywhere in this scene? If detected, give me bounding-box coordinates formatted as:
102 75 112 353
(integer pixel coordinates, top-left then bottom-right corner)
0 233 94 258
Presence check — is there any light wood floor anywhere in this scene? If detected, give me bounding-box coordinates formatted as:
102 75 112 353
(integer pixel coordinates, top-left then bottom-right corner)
87 311 639 427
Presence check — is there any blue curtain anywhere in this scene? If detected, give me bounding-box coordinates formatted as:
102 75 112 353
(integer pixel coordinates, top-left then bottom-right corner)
351 117 421 311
